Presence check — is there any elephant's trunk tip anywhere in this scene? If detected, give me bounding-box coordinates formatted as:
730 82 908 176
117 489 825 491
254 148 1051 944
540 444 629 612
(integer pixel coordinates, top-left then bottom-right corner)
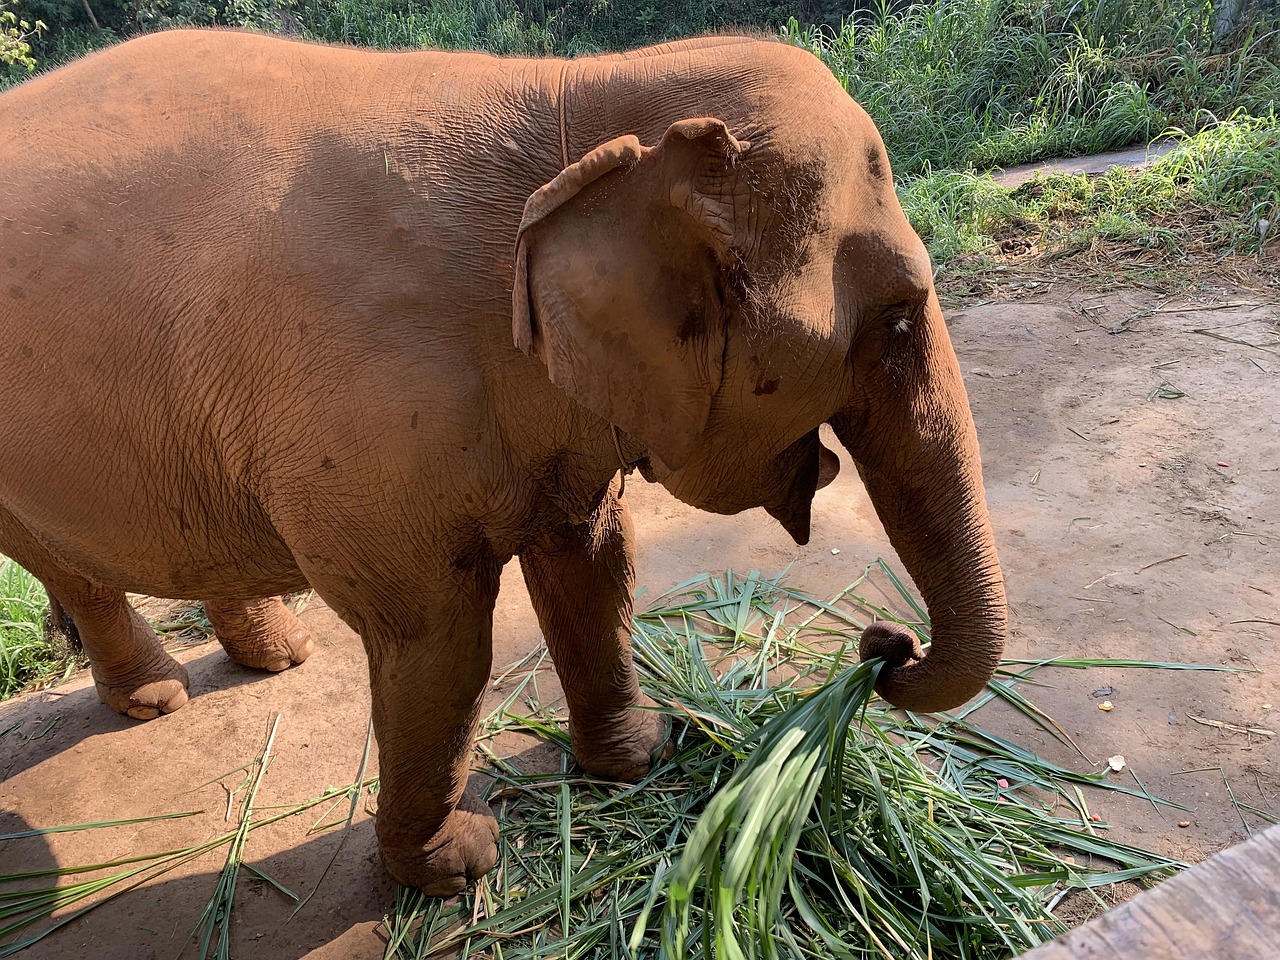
859 620 925 672
858 619 997 715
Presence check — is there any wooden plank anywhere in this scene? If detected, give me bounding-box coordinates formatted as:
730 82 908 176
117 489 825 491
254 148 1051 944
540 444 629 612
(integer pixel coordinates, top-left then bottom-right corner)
1021 824 1280 959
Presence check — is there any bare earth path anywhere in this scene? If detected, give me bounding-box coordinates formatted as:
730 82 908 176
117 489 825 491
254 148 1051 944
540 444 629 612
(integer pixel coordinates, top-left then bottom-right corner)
1 284 1277 958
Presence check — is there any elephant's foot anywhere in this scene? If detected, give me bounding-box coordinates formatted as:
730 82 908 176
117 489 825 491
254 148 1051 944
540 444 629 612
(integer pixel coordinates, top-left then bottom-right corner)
93 654 190 720
205 597 315 672
570 696 671 782
379 795 500 896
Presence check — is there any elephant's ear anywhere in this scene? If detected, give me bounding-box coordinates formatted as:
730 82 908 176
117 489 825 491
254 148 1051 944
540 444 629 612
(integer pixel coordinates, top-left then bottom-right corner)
513 119 752 470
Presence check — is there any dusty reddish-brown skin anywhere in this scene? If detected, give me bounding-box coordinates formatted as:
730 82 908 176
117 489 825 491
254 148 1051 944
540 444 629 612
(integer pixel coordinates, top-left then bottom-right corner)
0 30 1005 893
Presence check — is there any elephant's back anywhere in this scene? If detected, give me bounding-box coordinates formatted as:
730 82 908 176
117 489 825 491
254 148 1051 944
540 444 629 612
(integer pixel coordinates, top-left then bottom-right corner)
0 30 549 209
0 29 553 360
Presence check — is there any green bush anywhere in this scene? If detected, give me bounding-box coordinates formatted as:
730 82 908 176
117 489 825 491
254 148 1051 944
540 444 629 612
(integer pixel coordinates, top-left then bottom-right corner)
1 0 290 82
289 0 855 55
294 0 545 53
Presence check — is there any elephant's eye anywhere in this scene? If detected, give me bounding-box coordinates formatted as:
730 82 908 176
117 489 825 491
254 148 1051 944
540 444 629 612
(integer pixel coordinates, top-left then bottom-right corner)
880 300 915 334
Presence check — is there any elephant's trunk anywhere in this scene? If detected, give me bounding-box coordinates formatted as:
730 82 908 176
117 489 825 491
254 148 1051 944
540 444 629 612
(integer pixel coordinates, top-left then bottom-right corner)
830 295 1007 713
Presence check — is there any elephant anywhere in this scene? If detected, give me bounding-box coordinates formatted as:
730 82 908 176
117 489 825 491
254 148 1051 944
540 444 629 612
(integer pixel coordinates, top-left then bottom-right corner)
0 29 1007 894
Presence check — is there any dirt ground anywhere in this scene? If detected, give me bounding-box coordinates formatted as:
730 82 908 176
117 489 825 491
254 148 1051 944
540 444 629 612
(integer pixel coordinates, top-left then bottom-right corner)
1 281 1277 958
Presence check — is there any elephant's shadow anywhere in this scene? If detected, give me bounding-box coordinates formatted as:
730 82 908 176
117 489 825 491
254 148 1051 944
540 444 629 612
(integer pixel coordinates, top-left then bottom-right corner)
1 749 578 959
0 642 312 785
0 808 396 959
1 647 394 960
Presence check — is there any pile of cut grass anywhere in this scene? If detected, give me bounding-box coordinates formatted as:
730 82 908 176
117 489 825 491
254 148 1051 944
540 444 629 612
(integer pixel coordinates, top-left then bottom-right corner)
1 564 1253 958
386 564 1214 959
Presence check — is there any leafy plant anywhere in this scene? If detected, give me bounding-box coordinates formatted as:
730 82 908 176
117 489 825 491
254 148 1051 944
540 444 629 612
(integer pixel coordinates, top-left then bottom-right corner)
0 557 66 699
785 0 1280 177
0 0 43 71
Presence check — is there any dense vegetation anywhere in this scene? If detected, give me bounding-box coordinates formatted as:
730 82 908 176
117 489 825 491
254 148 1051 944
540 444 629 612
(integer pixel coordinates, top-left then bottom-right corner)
4 0 845 70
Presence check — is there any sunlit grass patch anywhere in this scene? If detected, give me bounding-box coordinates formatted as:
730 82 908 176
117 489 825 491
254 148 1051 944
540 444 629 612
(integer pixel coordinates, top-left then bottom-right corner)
899 112 1280 285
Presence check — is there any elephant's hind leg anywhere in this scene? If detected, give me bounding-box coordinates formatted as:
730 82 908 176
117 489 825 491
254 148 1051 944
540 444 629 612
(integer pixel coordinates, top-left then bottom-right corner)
518 485 670 781
205 596 315 672
0 507 187 719
62 584 189 720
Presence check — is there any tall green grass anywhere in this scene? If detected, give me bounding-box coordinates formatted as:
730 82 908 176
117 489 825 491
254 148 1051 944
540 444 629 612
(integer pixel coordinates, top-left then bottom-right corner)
0 557 63 699
293 0 554 54
786 0 1280 176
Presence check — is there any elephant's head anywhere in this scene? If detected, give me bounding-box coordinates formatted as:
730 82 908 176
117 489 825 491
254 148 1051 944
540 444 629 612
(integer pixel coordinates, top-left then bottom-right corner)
512 69 1006 714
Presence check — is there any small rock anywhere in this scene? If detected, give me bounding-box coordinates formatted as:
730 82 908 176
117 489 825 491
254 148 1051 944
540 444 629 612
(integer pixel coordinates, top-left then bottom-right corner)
830 548 840 555
1092 686 1113 698
1168 711 1182 725
1178 821 1191 828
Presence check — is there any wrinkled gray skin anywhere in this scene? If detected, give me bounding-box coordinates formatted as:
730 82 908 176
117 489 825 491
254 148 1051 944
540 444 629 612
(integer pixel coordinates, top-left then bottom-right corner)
0 30 1006 894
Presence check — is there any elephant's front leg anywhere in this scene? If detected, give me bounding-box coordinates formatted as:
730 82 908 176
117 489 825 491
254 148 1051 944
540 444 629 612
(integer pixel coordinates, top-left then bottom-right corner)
360 570 501 896
519 486 669 780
